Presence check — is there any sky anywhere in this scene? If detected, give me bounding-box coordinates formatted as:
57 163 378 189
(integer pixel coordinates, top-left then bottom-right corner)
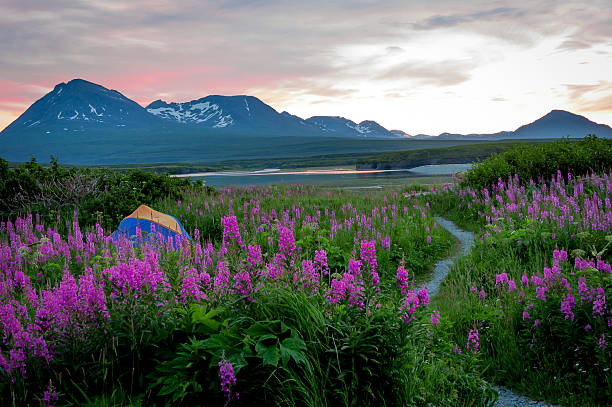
0 0 611 135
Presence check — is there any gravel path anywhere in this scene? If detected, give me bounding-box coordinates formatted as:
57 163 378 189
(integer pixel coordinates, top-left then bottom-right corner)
429 216 560 407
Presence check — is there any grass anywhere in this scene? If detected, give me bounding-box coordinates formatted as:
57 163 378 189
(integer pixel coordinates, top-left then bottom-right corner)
427 170 611 406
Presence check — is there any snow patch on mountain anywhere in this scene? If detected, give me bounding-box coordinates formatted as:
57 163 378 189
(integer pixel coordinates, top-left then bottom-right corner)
147 100 234 126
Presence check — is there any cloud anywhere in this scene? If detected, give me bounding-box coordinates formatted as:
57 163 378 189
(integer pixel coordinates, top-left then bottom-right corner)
565 81 612 113
412 7 525 30
377 59 476 86
556 39 591 51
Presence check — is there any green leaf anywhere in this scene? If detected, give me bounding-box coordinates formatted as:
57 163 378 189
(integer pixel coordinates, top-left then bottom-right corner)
255 339 280 367
191 305 224 332
280 337 307 366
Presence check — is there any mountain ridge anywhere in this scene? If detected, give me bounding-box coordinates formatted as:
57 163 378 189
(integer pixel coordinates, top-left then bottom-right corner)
1 79 612 165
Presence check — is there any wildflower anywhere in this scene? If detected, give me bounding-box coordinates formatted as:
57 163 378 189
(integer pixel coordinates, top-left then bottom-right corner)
417 286 430 307
560 294 576 321
597 335 607 350
479 289 486 301
314 249 329 275
534 319 541 327
507 280 517 292
360 240 378 272
495 272 509 287
593 288 607 318
348 259 362 276
221 215 243 248
585 324 591 331
247 245 262 269
466 328 479 354
218 356 237 404
536 285 548 301
400 291 420 323
278 225 296 258
42 381 58 407
521 275 529 288
396 263 410 294
522 310 530 321
430 309 440 325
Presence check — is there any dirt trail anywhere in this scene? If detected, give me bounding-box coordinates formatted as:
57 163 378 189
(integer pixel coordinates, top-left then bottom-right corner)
429 216 560 407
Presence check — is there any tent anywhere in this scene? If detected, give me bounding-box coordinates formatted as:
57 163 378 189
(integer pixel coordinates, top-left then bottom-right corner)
111 204 191 245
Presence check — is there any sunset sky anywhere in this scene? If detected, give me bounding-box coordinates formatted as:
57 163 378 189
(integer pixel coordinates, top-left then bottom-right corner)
1 0 611 135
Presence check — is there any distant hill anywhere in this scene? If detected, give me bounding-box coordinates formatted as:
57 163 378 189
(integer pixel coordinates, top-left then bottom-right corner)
432 110 612 140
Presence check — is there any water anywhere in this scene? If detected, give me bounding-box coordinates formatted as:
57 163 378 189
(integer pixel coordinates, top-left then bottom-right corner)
407 163 472 175
172 163 472 187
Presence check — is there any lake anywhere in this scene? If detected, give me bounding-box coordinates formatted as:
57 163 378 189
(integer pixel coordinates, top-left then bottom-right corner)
171 163 472 187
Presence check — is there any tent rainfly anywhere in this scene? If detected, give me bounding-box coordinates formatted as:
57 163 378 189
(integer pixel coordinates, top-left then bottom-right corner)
111 204 191 244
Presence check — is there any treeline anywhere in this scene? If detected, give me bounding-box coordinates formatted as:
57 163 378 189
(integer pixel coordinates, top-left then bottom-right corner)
462 135 612 189
0 157 201 231
354 141 540 170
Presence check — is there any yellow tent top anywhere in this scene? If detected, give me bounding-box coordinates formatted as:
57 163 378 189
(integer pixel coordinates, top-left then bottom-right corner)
125 204 183 235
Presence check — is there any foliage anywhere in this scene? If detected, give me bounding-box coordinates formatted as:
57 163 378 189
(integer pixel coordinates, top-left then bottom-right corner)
0 156 200 231
428 170 611 406
461 136 612 190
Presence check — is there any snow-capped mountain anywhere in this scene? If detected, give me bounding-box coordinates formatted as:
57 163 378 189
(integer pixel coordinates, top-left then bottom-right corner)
146 98 235 127
3 79 161 134
1 79 401 139
144 95 315 134
305 116 396 138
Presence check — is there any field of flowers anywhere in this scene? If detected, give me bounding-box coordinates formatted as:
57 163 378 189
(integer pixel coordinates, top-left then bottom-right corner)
0 185 496 406
429 171 611 406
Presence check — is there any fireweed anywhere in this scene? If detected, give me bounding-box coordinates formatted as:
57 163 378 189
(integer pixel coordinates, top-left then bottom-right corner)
428 171 611 405
0 185 471 405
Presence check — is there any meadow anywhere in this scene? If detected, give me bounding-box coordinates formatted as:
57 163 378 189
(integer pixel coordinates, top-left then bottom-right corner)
0 183 496 406
0 136 610 406
427 137 611 406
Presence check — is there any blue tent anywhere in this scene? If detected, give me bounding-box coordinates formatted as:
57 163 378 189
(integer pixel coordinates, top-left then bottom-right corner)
111 204 191 245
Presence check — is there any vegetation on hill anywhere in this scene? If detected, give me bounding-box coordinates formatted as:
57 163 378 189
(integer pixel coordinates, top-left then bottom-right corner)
354 141 543 170
461 135 612 190
0 157 199 231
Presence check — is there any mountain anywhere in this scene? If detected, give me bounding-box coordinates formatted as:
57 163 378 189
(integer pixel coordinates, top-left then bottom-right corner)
3 79 163 134
305 116 397 138
145 95 315 134
513 110 612 138
145 97 400 138
435 110 612 140
2 78 611 165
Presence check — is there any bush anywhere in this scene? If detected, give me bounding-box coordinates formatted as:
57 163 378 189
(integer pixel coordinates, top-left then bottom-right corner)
0 157 200 232
462 136 612 190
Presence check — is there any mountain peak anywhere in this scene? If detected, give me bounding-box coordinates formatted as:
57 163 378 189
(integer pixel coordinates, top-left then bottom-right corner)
2 78 156 133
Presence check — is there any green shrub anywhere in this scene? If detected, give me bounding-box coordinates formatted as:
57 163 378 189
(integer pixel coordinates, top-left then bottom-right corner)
0 157 201 232
462 136 612 190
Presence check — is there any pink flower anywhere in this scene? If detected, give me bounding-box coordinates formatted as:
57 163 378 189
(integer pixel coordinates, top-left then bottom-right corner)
430 309 440 325
466 328 479 354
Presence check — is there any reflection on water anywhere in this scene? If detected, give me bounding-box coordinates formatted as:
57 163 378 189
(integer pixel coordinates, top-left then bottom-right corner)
196 170 416 186
176 163 472 187
407 163 472 175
